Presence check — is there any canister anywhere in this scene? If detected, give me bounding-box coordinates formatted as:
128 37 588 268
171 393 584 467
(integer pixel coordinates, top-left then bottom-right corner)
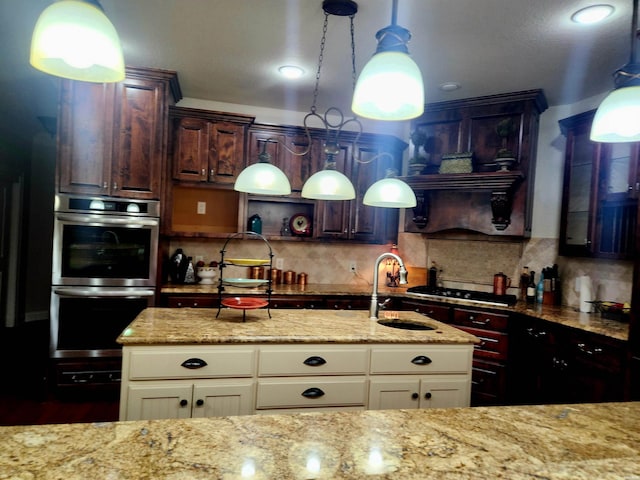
297 272 308 285
283 270 296 284
248 266 264 279
268 268 281 285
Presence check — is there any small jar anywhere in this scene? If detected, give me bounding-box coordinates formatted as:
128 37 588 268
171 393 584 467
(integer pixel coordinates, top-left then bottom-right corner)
283 270 296 285
248 266 264 279
268 268 281 285
297 273 308 285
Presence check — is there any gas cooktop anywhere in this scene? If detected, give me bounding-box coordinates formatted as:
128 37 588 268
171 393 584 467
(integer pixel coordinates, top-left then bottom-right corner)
406 286 517 307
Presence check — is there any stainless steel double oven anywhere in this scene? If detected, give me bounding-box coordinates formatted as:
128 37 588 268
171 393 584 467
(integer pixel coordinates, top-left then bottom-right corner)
50 194 159 390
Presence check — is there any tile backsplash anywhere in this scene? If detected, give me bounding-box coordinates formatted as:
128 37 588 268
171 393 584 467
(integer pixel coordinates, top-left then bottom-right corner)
170 234 633 309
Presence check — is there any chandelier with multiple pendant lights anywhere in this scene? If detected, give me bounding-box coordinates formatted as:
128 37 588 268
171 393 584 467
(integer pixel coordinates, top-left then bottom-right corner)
234 0 418 208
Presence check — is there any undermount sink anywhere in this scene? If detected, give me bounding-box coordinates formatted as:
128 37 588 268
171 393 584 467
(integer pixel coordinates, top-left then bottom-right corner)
377 319 436 331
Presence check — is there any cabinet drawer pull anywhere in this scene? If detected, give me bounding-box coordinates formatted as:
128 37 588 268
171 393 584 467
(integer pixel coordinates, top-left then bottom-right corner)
196 399 204 407
411 392 419 399
577 343 603 355
179 399 188 407
181 358 208 369
411 355 432 365
303 356 327 366
471 318 491 326
424 392 432 399
301 387 325 398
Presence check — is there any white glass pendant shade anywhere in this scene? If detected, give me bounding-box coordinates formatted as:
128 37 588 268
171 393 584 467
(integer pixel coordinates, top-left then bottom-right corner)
301 170 355 200
352 51 424 121
363 177 416 208
590 85 640 142
30 0 125 83
234 163 291 195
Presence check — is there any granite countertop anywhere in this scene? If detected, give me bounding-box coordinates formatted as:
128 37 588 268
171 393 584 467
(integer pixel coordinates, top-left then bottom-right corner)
117 308 478 346
161 283 630 342
2 402 638 478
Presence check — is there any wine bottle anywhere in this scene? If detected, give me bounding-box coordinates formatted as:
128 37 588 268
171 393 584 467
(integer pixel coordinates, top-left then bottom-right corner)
526 271 536 304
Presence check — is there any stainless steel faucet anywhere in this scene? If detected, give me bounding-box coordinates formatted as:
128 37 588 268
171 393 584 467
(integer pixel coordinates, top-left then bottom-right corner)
369 252 408 319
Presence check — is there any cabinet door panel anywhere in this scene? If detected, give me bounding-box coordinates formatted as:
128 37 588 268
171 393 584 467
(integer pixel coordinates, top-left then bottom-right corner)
113 77 163 198
350 144 382 241
210 122 245 183
283 133 318 193
316 143 351 239
172 117 208 181
126 383 193 420
369 378 419 410
420 377 470 408
192 380 254 417
57 81 114 195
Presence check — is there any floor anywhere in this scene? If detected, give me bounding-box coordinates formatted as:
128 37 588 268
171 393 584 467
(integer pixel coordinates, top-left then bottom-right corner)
0 322 120 426
0 392 120 426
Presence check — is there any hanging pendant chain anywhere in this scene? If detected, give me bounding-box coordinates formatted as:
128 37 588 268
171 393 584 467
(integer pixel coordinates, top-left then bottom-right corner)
350 14 357 92
311 13 329 113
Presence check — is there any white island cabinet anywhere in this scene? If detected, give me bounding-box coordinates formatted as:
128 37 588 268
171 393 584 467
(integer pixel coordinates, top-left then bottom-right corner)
118 308 477 421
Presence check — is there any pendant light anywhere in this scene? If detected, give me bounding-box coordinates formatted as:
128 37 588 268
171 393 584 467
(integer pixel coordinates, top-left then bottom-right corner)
351 0 424 121
363 168 417 208
590 0 640 142
30 0 125 83
234 140 291 195
299 1 360 201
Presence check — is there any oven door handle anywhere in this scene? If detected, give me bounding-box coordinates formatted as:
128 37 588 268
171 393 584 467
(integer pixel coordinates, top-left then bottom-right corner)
53 287 156 298
55 213 159 227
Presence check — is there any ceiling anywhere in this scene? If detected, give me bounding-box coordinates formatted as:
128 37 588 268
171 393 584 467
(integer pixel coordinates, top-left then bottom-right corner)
0 0 635 149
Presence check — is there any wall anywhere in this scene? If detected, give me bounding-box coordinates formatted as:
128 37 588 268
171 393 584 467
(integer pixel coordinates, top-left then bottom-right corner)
174 93 634 308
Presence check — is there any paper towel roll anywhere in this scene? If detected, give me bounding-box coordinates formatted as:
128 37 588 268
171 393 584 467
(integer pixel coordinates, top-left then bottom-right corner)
576 275 593 313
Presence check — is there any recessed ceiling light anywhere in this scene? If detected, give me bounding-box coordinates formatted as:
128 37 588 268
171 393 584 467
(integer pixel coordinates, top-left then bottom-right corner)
571 4 614 24
439 82 461 92
278 65 305 79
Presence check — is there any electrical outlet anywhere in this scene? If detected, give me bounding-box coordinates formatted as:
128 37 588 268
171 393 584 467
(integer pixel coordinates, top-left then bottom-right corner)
275 258 284 270
349 261 357 273
196 201 206 215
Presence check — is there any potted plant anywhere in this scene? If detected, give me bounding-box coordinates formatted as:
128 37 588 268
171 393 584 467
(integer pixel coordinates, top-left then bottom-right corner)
409 129 428 175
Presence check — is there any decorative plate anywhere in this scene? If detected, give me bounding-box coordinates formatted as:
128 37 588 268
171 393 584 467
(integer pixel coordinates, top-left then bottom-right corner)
222 278 268 287
289 213 312 236
221 297 269 310
225 258 270 266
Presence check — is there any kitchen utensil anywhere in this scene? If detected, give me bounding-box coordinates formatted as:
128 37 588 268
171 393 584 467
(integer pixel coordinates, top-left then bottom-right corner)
493 272 511 296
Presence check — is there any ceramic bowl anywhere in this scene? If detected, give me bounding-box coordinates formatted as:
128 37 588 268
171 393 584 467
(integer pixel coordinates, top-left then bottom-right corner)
197 266 217 284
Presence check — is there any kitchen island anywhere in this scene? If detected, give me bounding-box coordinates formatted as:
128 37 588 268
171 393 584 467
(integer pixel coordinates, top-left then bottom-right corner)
117 308 478 420
1 402 638 478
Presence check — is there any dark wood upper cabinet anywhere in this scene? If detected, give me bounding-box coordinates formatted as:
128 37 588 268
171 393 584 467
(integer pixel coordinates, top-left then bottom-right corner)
402 90 548 237
170 107 255 184
559 110 639 259
247 125 321 194
57 67 182 200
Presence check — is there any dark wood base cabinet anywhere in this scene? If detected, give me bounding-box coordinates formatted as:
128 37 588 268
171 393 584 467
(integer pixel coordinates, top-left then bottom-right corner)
509 315 627 405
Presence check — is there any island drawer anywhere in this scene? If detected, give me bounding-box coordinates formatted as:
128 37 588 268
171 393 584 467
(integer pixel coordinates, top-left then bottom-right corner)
258 346 368 376
370 345 473 374
256 377 367 409
125 346 256 379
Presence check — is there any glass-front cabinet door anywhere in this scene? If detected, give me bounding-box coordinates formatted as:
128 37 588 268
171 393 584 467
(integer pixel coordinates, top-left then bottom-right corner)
559 110 638 259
